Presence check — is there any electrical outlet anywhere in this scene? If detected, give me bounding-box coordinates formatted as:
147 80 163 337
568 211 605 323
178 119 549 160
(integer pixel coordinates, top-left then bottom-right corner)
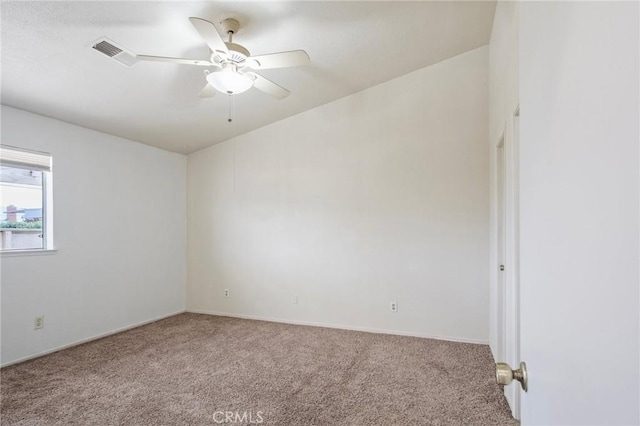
390 301 398 313
293 295 298 304
224 289 230 298
34 316 44 330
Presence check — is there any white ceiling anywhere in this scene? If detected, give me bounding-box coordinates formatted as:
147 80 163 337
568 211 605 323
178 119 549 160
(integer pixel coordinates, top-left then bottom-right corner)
1 1 496 154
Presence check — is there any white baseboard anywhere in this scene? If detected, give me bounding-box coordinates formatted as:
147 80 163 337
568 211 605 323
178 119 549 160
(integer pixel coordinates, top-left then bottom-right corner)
186 308 488 345
2 309 487 368
1 310 186 368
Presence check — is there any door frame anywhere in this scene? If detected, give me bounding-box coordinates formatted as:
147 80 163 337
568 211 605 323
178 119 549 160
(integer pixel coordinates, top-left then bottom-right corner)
496 135 506 366
495 106 522 419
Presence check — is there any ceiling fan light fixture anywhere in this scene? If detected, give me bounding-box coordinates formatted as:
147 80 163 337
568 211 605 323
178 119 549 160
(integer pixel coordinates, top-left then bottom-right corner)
206 69 254 95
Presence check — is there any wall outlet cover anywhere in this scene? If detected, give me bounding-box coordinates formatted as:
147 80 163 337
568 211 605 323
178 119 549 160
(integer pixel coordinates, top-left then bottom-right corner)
34 316 44 330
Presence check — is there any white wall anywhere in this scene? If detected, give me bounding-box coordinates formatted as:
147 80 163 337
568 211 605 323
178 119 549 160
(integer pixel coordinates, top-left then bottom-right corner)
519 2 639 424
187 46 490 343
0 106 187 366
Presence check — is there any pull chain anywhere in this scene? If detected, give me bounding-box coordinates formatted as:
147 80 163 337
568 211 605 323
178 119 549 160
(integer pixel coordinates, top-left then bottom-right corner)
227 94 235 123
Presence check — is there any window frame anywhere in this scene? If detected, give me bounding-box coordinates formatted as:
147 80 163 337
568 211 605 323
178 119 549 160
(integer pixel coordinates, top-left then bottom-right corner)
0 145 54 254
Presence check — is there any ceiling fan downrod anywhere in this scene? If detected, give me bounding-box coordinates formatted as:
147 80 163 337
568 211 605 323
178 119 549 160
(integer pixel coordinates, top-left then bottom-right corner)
220 18 239 44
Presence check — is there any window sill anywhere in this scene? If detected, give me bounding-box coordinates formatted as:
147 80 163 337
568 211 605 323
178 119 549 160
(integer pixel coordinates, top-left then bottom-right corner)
0 248 58 257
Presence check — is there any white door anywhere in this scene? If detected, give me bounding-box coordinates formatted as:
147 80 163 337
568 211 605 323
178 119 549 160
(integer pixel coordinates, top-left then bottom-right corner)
518 2 639 424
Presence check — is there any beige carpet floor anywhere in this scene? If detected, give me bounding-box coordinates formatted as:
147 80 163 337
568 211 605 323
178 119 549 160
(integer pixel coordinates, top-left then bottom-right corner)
1 313 517 425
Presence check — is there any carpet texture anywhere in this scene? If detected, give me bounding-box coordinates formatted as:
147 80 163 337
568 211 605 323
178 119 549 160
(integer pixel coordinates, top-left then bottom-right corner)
1 313 517 425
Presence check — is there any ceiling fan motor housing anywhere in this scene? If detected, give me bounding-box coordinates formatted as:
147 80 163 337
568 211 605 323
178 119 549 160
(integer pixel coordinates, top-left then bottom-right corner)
212 42 250 64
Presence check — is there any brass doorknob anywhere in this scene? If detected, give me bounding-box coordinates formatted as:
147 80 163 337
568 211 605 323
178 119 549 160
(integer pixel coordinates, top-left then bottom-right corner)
496 361 528 392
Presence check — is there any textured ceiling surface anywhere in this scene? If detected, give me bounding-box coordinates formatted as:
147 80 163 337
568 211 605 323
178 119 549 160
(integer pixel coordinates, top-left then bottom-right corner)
1 1 496 154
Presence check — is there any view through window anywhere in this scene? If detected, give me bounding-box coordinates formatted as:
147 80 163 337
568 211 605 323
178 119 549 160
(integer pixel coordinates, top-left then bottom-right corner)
0 146 52 251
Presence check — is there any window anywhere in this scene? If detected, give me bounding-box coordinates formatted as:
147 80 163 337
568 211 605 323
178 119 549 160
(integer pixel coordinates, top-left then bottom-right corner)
0 145 53 251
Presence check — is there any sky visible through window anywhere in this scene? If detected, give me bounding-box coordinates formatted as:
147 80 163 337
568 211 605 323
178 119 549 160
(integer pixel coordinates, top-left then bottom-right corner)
1 183 42 210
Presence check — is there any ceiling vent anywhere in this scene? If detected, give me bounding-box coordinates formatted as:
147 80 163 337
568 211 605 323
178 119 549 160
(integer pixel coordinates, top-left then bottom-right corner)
90 38 137 67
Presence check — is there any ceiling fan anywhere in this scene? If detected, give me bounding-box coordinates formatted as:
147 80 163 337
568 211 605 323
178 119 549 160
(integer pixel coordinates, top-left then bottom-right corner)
134 17 310 100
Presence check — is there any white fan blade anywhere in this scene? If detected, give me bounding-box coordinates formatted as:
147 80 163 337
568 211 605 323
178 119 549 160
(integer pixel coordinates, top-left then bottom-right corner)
247 50 310 70
247 72 290 99
189 17 229 57
136 55 213 66
198 84 217 98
